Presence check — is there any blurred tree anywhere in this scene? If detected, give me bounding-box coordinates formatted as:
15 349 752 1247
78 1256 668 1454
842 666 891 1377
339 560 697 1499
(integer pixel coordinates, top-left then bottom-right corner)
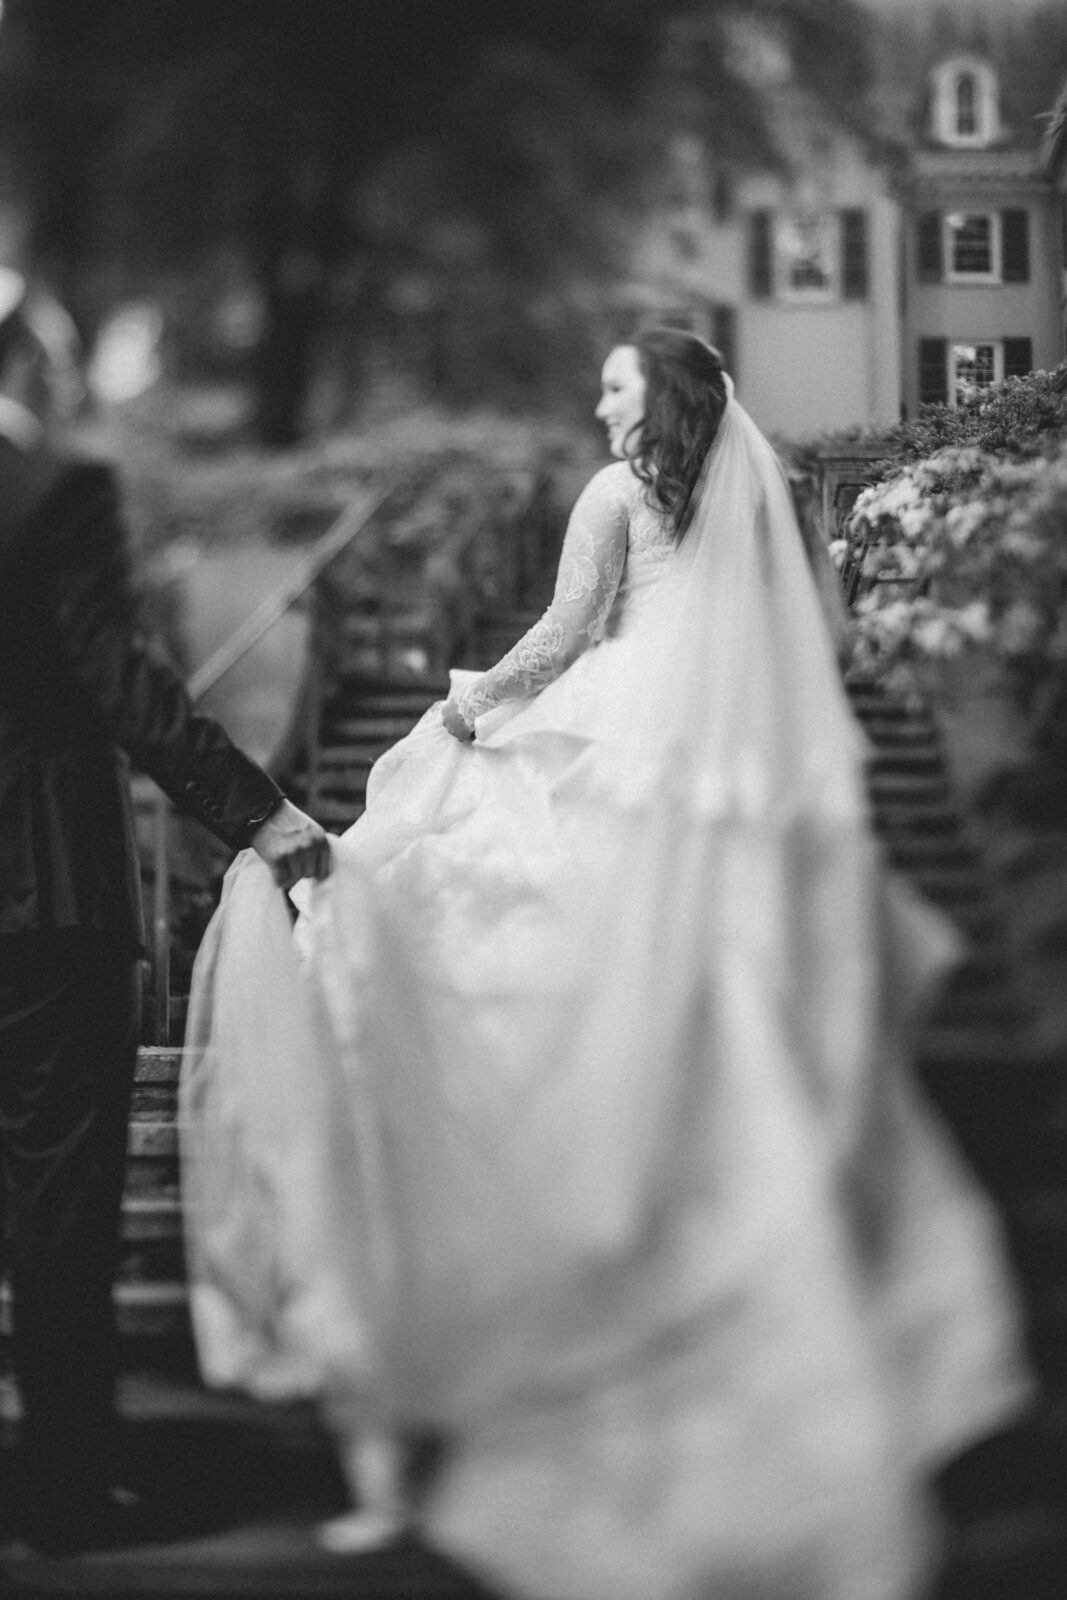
0 0 872 444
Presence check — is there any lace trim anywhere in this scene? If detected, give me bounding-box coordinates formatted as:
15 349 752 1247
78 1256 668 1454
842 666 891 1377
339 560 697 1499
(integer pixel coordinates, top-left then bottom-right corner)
456 467 633 727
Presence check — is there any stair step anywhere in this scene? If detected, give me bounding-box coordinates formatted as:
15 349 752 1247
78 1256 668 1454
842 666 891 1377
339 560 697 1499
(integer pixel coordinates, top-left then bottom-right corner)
899 865 989 905
131 1080 178 1113
868 748 946 778
123 1168 180 1203
873 803 967 838
137 1046 182 1084
113 1282 190 1335
885 834 981 867
321 728 405 755
930 989 1027 1029
849 696 919 723
332 671 449 696
313 798 366 827
128 1117 180 1159
321 716 430 742
860 720 941 749
311 747 395 772
337 610 434 639
120 1236 187 1282
924 898 1004 942
867 772 952 805
943 953 1016 992
327 696 443 724
340 646 436 678
122 1195 185 1240
1 1280 189 1337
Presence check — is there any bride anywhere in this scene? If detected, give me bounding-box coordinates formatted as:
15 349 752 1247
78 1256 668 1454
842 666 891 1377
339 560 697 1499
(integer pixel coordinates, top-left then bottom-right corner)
181 328 1029 1600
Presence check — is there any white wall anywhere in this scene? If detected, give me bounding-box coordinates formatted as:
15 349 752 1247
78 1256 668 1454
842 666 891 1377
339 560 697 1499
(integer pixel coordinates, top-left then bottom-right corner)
735 156 902 438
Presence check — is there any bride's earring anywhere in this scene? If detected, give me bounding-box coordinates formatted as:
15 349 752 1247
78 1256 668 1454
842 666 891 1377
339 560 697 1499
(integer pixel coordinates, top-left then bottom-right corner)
317 1431 409 1553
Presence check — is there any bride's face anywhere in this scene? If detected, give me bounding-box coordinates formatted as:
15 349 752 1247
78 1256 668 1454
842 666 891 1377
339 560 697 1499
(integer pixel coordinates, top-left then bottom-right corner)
596 345 646 459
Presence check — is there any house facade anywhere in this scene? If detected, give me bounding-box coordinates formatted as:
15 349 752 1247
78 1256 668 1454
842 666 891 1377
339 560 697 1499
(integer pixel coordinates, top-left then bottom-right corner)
1042 86 1067 361
901 54 1064 416
625 82 902 440
622 47 1065 441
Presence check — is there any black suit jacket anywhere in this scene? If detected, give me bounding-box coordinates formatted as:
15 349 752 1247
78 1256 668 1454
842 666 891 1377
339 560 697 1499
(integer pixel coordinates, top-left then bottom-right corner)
0 439 283 946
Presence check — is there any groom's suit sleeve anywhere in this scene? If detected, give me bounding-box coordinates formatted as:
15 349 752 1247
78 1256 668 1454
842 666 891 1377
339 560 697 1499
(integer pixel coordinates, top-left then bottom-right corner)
46 459 284 849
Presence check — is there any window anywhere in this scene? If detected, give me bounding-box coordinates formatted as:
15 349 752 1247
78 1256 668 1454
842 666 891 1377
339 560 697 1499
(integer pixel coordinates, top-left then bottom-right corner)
777 213 837 300
1002 211 1031 282
917 210 1029 285
919 338 948 406
933 60 997 148
711 304 736 379
748 211 773 300
746 209 868 303
1003 338 1033 378
951 342 998 401
955 73 977 138
916 213 943 283
947 213 996 279
841 210 869 300
919 337 1032 408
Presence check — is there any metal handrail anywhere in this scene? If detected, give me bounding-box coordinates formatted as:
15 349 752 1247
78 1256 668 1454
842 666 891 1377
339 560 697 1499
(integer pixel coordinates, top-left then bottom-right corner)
150 479 400 1043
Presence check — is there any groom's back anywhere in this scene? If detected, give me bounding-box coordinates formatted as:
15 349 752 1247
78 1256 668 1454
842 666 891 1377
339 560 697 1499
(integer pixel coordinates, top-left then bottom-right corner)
0 440 142 941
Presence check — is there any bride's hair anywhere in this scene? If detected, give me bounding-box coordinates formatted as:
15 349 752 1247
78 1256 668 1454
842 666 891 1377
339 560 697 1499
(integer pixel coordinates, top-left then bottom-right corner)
627 328 728 534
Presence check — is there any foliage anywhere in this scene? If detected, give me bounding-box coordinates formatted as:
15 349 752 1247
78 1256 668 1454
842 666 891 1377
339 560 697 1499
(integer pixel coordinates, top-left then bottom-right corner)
840 368 1067 753
862 367 1067 466
0 0 875 444
86 382 602 665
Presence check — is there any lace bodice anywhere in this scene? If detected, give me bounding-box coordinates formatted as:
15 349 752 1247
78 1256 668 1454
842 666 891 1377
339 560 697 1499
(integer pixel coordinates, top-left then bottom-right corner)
456 463 674 727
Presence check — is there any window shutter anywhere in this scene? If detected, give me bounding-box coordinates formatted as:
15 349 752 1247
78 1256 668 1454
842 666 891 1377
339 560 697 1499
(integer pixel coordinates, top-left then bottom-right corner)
748 211 773 300
840 209 869 300
918 338 948 405
1001 210 1030 283
711 303 736 380
1003 337 1032 378
916 212 943 283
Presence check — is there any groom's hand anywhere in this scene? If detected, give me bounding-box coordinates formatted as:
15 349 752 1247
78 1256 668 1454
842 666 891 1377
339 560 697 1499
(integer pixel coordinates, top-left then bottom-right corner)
250 800 332 889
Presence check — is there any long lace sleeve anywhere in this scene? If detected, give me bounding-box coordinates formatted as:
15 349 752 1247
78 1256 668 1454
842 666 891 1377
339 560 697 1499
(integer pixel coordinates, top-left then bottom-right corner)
456 468 630 728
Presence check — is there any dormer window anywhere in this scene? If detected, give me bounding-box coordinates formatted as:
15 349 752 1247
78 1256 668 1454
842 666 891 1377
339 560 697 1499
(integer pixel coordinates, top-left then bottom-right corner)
931 57 1000 148
955 73 977 138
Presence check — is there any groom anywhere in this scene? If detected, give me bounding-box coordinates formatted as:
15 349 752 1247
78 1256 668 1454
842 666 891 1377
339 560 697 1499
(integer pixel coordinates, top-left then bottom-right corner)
0 271 330 1553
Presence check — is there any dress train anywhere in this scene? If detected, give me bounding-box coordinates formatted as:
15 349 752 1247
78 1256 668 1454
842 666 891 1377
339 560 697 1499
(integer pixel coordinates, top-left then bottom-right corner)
181 397 1030 1600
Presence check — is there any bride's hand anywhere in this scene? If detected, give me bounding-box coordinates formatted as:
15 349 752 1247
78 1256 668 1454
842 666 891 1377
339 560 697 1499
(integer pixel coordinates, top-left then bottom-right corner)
442 699 475 743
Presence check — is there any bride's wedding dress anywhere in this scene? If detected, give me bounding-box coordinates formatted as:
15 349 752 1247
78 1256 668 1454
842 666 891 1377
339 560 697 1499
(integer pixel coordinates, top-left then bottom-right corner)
181 394 1028 1600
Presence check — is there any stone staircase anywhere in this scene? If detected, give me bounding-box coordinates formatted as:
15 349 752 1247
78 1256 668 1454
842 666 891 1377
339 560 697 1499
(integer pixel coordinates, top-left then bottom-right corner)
850 679 1067 1596
110 667 456 1366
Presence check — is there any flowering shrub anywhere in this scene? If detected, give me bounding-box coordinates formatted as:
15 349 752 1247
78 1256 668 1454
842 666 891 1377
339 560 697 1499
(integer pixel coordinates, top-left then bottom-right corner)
879 367 1067 465
805 365 1067 471
829 368 1067 1056
846 437 1067 734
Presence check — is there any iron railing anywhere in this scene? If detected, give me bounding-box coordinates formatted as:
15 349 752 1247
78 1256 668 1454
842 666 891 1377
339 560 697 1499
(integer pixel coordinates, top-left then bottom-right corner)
148 479 401 1043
